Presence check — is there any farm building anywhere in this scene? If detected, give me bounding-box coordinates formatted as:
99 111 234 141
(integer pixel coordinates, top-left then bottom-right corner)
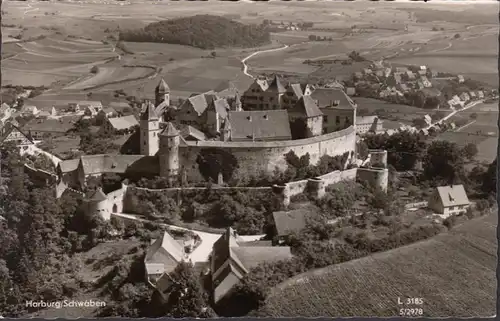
457 75 465 83
101 115 139 134
421 76 432 88
98 107 118 119
20 105 39 117
428 185 470 215
22 117 78 140
477 91 485 99
211 227 293 304
144 231 188 286
459 92 470 102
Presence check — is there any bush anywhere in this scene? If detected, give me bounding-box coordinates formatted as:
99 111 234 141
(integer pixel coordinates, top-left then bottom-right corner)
443 215 458 229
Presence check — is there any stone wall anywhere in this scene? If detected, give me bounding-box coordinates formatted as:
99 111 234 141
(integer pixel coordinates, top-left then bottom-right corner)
178 126 356 182
356 167 389 192
368 149 388 167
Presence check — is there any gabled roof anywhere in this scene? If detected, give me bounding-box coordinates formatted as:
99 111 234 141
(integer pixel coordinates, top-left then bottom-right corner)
227 110 292 141
0 123 34 144
272 209 315 237
184 93 209 116
0 103 9 113
78 154 146 175
310 88 356 110
436 185 470 208
108 115 139 130
58 158 80 173
207 98 230 120
160 122 179 137
145 231 185 265
85 187 107 202
156 78 170 92
287 83 304 99
230 246 293 270
255 78 269 91
267 75 286 93
291 96 323 118
141 101 159 121
180 125 207 141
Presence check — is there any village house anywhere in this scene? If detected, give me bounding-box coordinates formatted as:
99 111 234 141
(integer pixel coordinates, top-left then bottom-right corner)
96 107 118 121
211 227 293 304
176 91 220 127
396 83 410 93
0 122 36 153
22 117 78 140
345 87 356 96
363 68 373 75
457 75 465 84
420 76 432 88
404 71 416 81
100 115 139 135
459 92 470 103
223 110 292 142
310 87 356 134
428 184 470 215
0 103 10 117
144 231 189 286
468 91 477 100
242 75 287 111
477 91 485 99
417 70 427 77
356 115 384 135
395 67 409 73
20 105 39 117
386 73 402 86
415 81 425 90
354 72 363 80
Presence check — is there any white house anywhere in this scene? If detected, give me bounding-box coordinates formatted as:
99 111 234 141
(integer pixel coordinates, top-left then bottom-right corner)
428 185 470 216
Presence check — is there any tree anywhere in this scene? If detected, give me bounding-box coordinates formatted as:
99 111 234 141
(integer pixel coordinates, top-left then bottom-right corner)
157 262 214 318
470 112 478 120
462 143 478 160
196 148 238 183
423 140 466 184
482 158 497 195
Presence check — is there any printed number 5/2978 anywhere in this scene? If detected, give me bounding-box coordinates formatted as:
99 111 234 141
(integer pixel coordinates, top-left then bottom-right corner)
400 308 423 316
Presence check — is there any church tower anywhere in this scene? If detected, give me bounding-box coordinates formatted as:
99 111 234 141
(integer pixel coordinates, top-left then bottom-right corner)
155 78 170 107
140 101 160 156
220 119 231 141
233 92 243 111
159 122 180 184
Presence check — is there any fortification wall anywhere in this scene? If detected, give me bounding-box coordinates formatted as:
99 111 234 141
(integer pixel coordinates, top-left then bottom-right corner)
179 126 356 182
368 149 388 167
357 167 389 192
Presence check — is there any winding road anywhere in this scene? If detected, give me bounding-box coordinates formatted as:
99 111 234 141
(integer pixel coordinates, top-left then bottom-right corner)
241 44 290 79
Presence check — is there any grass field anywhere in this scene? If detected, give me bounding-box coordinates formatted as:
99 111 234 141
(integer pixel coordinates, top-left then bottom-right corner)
260 213 497 318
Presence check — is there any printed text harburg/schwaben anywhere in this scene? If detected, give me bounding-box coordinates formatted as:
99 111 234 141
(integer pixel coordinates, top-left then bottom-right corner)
25 300 107 309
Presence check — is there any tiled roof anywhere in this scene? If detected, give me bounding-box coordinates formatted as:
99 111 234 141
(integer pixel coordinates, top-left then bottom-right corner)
291 96 323 118
160 122 179 137
79 154 146 175
267 75 286 93
101 107 116 114
108 115 138 130
77 101 102 107
58 159 79 173
272 209 313 237
436 185 470 208
185 93 209 116
231 246 293 270
85 188 107 202
256 79 269 91
109 102 130 109
310 88 356 110
156 78 170 92
0 123 33 144
287 83 304 99
228 110 292 141
180 125 206 141
145 231 185 264
209 98 230 120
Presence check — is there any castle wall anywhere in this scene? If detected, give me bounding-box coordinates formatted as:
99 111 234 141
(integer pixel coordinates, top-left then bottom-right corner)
356 167 389 192
178 126 356 183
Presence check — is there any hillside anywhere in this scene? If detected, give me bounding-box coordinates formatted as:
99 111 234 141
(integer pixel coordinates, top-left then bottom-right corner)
118 15 271 50
258 213 497 318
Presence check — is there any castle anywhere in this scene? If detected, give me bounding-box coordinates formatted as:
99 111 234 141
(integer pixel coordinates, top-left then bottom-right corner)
54 76 388 218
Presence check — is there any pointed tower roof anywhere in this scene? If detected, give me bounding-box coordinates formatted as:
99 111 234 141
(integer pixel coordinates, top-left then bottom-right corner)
156 78 170 92
86 187 107 202
222 119 232 131
267 75 286 93
140 101 159 120
160 122 179 137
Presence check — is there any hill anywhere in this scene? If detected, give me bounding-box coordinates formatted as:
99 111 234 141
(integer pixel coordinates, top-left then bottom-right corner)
118 15 271 50
258 213 497 318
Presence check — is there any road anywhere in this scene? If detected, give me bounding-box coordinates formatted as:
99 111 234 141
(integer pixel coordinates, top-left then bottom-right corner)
241 44 290 79
426 99 485 130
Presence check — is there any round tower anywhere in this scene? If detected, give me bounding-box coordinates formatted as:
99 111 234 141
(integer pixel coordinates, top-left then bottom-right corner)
155 78 170 107
140 101 160 156
159 122 180 183
84 187 110 221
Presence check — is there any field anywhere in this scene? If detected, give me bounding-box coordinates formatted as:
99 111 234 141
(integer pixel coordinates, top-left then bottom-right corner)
435 102 498 163
260 213 497 318
2 0 497 102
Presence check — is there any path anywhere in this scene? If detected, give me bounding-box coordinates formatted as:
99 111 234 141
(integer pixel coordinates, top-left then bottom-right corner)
426 99 485 130
113 213 265 263
455 120 476 132
241 44 290 79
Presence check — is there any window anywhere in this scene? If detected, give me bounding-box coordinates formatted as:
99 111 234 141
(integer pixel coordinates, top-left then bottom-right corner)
270 97 274 101
449 206 455 210
323 116 328 122
336 116 340 123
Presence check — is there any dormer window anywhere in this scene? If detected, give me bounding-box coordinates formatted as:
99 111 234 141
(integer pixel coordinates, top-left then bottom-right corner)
263 115 268 120
247 116 252 121
333 100 340 106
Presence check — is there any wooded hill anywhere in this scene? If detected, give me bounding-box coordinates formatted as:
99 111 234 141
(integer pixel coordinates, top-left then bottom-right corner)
118 15 271 50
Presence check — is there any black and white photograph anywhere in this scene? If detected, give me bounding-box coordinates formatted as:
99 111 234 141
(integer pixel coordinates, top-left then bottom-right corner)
0 0 497 319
